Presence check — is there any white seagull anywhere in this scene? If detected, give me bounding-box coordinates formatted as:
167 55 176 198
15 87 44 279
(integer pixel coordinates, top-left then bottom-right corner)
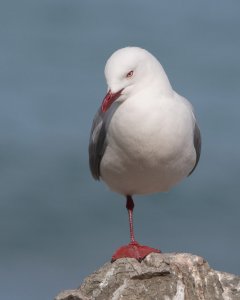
89 47 201 261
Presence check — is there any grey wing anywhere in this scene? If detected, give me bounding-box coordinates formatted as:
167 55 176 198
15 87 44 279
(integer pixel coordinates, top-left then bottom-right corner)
88 102 120 180
188 122 201 176
88 108 107 180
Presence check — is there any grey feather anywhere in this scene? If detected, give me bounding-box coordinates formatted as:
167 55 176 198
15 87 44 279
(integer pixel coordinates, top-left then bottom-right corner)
188 122 201 176
88 102 120 180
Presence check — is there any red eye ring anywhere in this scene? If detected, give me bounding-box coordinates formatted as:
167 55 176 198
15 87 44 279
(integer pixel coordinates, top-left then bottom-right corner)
126 70 134 78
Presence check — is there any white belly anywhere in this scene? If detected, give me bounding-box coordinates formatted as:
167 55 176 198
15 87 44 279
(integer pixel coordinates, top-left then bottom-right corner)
100 94 196 195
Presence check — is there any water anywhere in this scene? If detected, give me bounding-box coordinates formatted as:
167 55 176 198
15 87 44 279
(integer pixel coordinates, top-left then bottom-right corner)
1 1 240 299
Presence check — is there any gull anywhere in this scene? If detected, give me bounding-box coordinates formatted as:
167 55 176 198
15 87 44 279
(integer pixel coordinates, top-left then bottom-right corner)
89 47 201 261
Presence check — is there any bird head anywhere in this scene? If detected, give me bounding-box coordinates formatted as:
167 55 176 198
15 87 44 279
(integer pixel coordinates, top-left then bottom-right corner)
101 47 172 112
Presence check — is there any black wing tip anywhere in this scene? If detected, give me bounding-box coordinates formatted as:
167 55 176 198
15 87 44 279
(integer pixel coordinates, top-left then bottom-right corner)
88 146 101 180
188 123 201 176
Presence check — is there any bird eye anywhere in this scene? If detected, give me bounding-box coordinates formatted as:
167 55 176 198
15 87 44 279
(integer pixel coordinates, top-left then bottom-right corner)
126 70 134 78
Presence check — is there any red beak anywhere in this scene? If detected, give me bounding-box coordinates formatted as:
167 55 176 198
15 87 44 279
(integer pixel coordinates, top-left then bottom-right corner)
101 89 123 112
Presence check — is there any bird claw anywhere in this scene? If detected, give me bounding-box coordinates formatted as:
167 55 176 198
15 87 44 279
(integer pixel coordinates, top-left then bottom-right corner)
111 241 161 262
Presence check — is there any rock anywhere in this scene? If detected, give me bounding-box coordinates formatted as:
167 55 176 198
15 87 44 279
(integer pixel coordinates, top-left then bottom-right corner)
55 253 240 300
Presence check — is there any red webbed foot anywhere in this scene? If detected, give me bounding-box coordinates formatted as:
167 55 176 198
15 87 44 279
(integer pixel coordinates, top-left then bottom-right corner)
111 241 160 262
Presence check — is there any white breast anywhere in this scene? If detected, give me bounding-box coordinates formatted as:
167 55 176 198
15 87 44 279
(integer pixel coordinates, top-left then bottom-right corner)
100 91 196 195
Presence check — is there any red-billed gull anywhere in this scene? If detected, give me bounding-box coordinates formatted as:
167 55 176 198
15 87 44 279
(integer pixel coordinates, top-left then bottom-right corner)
89 47 201 261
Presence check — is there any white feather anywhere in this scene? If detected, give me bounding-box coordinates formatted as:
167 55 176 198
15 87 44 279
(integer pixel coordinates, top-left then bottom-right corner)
100 47 197 195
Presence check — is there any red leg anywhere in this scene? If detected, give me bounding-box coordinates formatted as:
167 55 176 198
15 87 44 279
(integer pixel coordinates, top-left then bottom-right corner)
126 195 136 243
111 195 161 262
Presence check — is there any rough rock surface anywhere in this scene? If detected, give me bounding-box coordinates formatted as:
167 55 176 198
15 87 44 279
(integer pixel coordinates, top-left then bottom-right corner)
55 253 240 300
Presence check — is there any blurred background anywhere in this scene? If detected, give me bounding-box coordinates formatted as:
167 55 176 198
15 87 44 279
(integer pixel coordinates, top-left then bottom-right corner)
1 1 240 299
